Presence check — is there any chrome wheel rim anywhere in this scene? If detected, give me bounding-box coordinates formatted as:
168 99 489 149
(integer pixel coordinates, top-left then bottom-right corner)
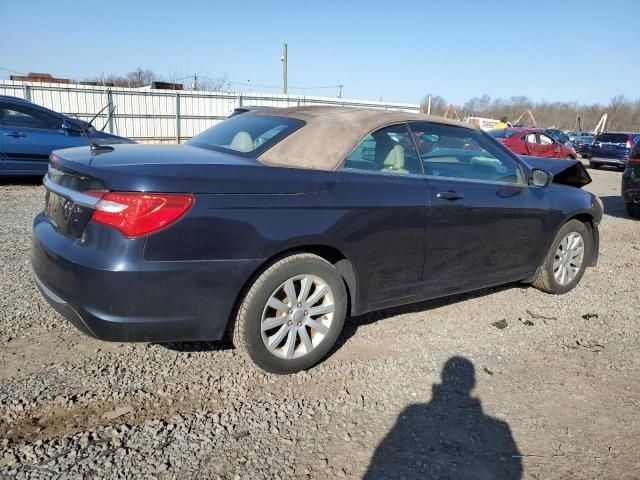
553 232 584 285
261 274 335 359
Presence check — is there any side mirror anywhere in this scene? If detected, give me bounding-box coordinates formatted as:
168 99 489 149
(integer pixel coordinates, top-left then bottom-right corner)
529 168 553 187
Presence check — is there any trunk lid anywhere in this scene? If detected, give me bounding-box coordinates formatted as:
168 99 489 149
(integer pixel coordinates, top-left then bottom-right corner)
43 144 337 238
50 144 337 194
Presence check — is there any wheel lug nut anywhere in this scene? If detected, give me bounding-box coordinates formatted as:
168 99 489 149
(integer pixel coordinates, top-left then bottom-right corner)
288 309 293 314
304 311 309 316
297 302 302 308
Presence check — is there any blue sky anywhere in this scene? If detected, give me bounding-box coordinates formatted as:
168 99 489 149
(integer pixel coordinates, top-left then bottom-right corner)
2 0 638 105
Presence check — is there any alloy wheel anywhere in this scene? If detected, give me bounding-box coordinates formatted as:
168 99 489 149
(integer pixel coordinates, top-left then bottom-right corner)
260 274 335 359
553 232 584 285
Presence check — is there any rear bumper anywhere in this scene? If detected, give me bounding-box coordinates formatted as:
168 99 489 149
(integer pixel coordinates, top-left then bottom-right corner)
32 213 262 342
588 156 627 166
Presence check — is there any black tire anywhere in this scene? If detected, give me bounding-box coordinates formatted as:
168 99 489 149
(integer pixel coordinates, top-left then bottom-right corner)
617 165 625 172
233 253 347 374
589 161 600 169
532 219 592 295
627 203 640 219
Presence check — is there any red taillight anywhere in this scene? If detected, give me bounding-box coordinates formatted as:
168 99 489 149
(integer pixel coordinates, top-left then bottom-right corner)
50 153 59 162
627 138 633 149
85 191 194 237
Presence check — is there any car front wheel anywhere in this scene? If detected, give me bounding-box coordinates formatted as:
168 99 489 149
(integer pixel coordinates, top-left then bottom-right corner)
533 219 592 294
233 253 347 373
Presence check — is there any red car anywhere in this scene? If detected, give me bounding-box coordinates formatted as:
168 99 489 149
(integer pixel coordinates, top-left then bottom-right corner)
488 128 577 159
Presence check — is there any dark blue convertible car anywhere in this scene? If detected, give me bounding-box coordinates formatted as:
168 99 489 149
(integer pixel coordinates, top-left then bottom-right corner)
32 107 602 373
0 95 133 175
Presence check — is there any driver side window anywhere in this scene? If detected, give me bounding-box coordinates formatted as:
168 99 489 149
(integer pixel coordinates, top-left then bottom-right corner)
0 103 62 130
409 121 524 184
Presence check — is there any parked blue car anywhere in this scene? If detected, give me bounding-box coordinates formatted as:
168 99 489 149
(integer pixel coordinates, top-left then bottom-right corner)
0 95 134 176
587 132 640 171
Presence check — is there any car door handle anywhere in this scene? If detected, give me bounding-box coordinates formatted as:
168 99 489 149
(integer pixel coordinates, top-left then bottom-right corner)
4 132 26 138
436 191 464 200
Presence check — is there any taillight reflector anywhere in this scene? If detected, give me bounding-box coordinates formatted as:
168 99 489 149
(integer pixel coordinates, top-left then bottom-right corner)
85 191 194 237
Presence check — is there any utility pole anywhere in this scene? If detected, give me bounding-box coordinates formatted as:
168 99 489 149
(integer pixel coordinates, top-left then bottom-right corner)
337 84 344 98
282 43 288 95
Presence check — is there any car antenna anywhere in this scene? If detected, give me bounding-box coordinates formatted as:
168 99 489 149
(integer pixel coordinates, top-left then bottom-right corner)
87 104 110 128
74 120 114 154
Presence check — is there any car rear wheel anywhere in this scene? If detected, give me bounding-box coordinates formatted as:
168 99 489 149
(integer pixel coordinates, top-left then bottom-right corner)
589 161 600 169
233 253 347 374
627 203 640 219
533 220 592 294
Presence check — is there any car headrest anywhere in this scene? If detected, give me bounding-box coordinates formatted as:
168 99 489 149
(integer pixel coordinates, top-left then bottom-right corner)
382 144 405 170
230 131 253 152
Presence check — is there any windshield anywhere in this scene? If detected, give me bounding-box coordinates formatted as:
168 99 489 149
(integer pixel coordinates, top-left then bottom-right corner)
187 115 305 157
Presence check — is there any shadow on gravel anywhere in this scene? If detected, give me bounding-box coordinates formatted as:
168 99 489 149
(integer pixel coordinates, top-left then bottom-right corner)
155 339 233 353
600 195 634 220
336 283 522 351
364 357 522 480
158 284 523 359
0 176 44 186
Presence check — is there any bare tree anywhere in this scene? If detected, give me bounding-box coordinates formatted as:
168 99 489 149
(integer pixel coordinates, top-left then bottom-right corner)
420 94 448 115
433 93 640 132
126 67 155 87
194 73 230 92
85 68 156 88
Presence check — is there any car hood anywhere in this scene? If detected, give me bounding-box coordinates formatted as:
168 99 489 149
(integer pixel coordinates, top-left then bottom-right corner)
520 156 591 188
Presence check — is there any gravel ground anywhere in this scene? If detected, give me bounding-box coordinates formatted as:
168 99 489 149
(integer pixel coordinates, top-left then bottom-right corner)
1 167 639 479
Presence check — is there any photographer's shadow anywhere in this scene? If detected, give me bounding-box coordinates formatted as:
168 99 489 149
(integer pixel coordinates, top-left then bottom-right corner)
364 357 522 480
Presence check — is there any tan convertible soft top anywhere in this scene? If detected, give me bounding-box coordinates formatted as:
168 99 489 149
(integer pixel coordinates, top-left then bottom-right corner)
253 106 478 171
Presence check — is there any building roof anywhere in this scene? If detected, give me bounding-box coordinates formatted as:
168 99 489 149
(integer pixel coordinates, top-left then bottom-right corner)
254 106 477 171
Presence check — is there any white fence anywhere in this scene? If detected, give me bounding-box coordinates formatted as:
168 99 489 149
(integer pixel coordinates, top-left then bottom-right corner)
0 80 420 144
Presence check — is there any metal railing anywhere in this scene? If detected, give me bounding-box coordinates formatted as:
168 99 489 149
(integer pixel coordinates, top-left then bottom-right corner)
0 80 420 144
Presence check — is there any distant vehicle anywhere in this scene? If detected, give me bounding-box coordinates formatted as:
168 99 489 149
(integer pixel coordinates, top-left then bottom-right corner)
0 95 134 176
568 131 580 142
488 128 577 159
32 107 601 373
465 116 501 131
228 106 278 117
622 140 640 218
572 132 595 158
587 132 640 171
544 128 574 149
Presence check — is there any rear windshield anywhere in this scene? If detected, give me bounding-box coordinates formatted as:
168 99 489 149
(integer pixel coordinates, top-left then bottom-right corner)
187 115 305 157
487 129 520 139
596 133 629 143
